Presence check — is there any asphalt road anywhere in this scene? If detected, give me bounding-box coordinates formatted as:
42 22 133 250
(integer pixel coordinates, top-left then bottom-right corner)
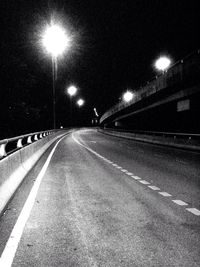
0 129 200 266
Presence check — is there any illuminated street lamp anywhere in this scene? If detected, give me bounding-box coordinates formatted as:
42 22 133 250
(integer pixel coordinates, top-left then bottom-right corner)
154 56 171 72
66 85 78 125
123 91 134 103
77 99 84 107
67 85 78 97
42 23 71 129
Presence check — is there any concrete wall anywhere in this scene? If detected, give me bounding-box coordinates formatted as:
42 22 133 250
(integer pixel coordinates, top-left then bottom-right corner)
0 130 71 216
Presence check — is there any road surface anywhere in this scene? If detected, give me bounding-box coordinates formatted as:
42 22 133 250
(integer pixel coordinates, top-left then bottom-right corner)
0 129 200 266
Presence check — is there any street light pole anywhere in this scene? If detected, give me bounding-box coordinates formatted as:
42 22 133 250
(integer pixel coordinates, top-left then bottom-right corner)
42 22 71 129
67 85 78 126
52 56 57 129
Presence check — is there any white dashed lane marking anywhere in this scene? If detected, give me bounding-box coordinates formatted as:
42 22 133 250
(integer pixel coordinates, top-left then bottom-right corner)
139 180 150 185
148 186 160 191
159 192 172 197
72 134 200 217
172 200 188 206
131 176 141 180
186 208 200 216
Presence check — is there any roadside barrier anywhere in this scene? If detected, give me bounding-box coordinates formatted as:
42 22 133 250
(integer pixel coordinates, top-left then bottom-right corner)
0 129 71 216
98 128 200 152
0 130 55 159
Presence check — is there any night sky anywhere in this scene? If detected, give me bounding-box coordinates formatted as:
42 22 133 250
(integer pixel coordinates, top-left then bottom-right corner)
0 0 199 138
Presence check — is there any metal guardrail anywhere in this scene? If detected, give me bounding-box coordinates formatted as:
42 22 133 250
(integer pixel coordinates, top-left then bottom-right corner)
0 130 55 159
102 128 200 140
100 49 200 124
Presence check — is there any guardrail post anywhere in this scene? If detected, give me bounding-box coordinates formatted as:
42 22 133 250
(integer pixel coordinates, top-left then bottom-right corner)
27 136 32 144
17 139 23 148
0 143 7 158
34 135 38 141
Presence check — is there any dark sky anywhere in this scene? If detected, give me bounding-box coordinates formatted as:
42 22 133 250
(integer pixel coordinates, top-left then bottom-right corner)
0 0 199 134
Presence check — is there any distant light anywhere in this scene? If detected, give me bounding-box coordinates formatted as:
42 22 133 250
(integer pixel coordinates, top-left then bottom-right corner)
42 24 71 57
94 108 99 117
155 56 171 72
77 99 84 107
60 126 63 129
123 91 134 103
67 85 78 96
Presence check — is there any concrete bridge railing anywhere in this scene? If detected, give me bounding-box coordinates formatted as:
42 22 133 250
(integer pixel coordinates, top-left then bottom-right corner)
0 130 55 159
0 129 71 216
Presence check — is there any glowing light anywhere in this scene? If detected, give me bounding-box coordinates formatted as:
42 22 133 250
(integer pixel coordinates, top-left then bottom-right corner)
94 108 99 117
42 24 71 57
155 56 171 71
67 85 77 96
77 99 84 107
123 91 134 103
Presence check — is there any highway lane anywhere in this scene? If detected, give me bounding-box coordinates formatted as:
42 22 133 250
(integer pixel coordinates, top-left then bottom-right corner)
0 128 200 266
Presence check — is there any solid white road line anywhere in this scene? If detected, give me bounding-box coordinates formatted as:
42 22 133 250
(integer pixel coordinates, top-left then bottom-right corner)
172 200 188 206
186 208 200 216
148 186 160 191
159 192 172 197
0 134 67 267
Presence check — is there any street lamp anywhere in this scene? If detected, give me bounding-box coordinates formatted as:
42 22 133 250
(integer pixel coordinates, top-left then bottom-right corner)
123 91 134 103
66 85 78 125
67 85 78 97
77 99 84 107
154 56 171 72
42 23 71 129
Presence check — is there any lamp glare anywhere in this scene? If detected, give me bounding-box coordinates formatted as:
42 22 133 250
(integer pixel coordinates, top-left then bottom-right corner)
123 91 134 103
155 56 171 71
42 24 71 57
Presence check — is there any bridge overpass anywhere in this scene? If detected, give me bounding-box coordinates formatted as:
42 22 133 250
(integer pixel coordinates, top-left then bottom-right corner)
0 128 200 266
100 50 200 133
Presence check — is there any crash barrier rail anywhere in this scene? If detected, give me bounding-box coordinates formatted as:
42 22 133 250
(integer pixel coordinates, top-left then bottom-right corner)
99 128 200 151
102 128 200 140
0 130 54 159
0 129 71 216
100 49 200 124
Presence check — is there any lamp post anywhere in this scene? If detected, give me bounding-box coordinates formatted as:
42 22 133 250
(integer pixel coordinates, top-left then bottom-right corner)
42 23 71 129
67 85 78 125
